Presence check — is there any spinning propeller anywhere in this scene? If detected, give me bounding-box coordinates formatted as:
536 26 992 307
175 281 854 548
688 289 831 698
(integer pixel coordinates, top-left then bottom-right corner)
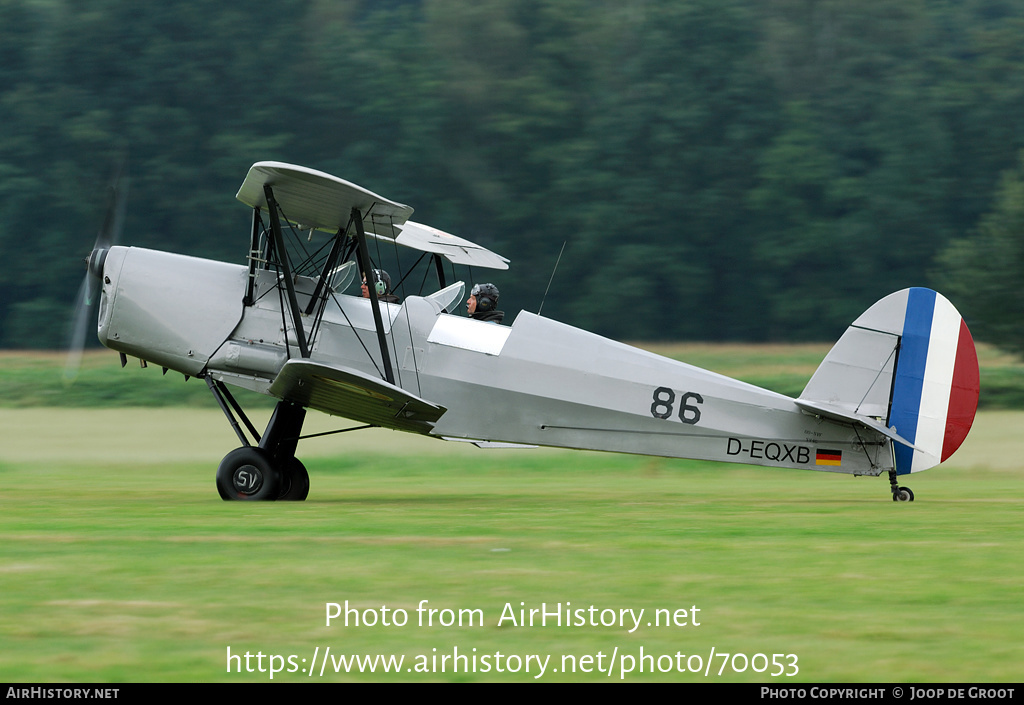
64 162 128 382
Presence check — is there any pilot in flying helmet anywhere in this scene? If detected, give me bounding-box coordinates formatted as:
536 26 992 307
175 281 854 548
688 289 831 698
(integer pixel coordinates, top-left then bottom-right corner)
468 283 503 323
361 268 400 303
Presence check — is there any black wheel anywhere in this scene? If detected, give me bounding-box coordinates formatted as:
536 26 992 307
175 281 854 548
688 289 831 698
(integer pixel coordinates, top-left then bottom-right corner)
216 447 281 501
892 486 915 502
278 458 310 501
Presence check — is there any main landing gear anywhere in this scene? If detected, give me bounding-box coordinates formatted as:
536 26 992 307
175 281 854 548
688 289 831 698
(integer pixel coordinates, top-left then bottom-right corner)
207 377 310 501
215 446 310 501
888 468 914 503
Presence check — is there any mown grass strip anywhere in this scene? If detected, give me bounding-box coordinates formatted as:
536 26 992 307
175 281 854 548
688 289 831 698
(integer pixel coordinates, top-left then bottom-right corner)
4 343 1023 408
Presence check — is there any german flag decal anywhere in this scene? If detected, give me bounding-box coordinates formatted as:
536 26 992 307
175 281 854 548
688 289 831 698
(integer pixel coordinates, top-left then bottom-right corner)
815 449 842 466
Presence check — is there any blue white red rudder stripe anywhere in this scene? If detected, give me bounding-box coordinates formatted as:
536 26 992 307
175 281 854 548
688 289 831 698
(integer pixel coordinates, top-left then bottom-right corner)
885 288 980 474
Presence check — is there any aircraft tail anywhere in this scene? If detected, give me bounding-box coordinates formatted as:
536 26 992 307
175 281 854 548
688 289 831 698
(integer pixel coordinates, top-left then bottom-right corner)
799 288 979 475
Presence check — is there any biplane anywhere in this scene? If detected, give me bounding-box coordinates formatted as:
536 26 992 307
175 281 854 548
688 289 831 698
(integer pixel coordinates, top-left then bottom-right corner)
71 161 980 502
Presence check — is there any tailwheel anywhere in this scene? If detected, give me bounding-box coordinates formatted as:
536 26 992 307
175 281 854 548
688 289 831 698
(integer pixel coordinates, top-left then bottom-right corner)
892 486 915 502
887 467 914 502
278 458 310 501
216 447 282 501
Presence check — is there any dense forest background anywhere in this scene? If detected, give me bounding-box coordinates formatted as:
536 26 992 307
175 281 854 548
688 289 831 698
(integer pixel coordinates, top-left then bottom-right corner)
2 0 1023 350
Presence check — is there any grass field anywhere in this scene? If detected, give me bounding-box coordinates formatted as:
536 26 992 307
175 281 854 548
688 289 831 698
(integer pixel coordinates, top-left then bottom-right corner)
1 403 1022 682
5 341 1024 408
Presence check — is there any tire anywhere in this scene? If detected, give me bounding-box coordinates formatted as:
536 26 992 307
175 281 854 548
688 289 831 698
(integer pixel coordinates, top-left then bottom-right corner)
893 487 914 502
216 447 281 501
278 458 310 501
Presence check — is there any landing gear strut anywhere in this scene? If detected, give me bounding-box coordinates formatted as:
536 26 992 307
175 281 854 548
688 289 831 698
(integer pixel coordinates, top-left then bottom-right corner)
208 376 309 501
888 468 914 502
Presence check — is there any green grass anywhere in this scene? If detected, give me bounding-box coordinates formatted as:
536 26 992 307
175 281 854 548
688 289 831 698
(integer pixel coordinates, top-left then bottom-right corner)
640 341 1024 408
6 341 1024 408
0 351 273 409
1 408 1021 682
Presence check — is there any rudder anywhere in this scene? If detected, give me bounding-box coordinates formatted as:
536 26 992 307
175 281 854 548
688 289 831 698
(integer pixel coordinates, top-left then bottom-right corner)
888 288 979 474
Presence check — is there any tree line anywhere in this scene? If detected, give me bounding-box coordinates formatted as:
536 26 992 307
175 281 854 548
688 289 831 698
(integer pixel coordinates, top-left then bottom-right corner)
2 0 1022 351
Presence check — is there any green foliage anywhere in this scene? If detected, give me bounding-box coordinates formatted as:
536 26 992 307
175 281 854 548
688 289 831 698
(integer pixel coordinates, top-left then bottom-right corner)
938 151 1024 356
3 0 1024 346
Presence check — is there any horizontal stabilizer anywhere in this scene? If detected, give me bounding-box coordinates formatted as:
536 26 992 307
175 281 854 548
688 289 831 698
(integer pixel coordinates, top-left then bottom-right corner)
794 399 922 451
269 359 446 434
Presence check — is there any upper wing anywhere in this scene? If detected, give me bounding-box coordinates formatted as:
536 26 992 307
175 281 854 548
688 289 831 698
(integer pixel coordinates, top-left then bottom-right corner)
378 221 510 270
269 359 446 434
236 161 414 238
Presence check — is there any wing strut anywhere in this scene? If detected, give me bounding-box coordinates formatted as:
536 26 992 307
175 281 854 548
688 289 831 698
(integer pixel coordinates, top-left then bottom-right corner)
351 206 396 384
304 222 349 316
263 184 309 358
243 206 264 307
433 253 447 289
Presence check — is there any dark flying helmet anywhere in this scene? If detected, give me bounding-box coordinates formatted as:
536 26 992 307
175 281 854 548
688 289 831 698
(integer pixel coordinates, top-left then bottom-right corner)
368 268 391 296
471 283 499 312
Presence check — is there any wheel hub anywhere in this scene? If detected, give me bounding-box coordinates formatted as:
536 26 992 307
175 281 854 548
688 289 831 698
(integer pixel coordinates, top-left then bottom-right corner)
232 463 264 495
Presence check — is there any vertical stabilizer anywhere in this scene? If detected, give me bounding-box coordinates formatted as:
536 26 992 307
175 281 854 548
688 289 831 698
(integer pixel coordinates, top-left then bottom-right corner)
800 288 979 475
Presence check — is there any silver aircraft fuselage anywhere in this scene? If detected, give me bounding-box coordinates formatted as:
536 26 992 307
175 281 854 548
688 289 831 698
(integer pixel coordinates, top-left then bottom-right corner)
97 245 892 478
